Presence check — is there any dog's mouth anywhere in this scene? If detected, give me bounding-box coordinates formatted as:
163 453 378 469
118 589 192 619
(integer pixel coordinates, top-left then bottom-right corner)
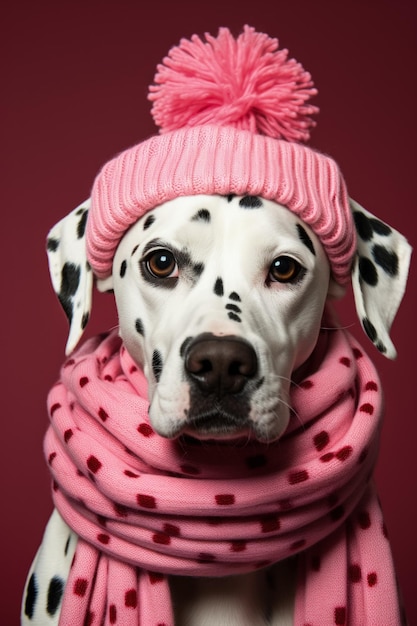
184 409 251 440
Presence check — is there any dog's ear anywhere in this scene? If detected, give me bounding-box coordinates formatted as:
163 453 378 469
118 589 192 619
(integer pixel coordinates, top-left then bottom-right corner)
46 199 93 355
350 198 412 359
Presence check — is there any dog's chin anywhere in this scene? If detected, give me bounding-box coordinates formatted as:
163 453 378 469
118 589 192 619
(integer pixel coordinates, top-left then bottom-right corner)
183 411 251 441
154 414 286 444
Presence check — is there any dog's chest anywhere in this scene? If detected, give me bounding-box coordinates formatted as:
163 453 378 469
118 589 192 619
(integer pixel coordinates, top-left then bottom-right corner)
170 563 297 626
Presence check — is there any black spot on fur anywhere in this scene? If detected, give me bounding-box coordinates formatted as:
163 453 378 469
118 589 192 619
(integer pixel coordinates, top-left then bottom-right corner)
81 312 89 329
229 292 241 302
296 224 315 255
152 350 163 382
370 218 392 237
354 211 392 242
376 341 387 354
191 209 211 222
358 257 378 286
143 215 156 230
24 572 38 619
214 277 224 296
47 576 64 616
354 211 373 241
226 194 236 203
58 263 81 321
64 534 71 556
255 376 265 390
135 318 145 336
180 336 193 357
239 195 263 209
193 262 205 277
226 303 242 314
76 210 88 239
228 312 242 322
120 260 127 278
362 317 378 342
372 245 399 277
131 244 139 256
46 237 59 252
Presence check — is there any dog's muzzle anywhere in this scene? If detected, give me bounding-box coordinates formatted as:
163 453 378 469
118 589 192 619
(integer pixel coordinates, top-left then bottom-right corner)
183 333 258 437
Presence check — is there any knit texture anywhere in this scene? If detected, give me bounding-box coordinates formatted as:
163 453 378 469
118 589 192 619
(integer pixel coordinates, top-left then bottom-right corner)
85 27 356 285
44 322 402 625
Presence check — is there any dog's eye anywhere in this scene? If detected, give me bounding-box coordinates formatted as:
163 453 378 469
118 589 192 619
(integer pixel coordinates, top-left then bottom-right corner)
144 249 178 279
268 256 304 283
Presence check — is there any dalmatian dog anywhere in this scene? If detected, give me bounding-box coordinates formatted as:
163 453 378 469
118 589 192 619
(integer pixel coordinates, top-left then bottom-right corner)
22 193 410 625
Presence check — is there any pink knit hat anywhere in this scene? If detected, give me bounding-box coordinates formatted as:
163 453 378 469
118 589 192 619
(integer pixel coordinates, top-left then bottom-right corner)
87 26 356 284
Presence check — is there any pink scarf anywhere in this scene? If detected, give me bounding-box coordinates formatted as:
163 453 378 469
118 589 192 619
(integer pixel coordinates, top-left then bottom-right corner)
44 323 403 625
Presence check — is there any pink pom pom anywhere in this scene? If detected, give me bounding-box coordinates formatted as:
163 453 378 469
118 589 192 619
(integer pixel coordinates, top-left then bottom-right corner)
149 26 318 142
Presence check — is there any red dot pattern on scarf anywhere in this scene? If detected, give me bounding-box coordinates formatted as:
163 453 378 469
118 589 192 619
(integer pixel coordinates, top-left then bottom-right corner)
46 330 401 624
197 552 216 563
73 578 88 597
299 379 314 389
85 611 94 626
153 532 171 545
320 452 334 462
290 539 306 551
50 403 61 416
148 572 164 584
334 606 347 625
64 429 73 443
349 563 362 582
230 540 247 552
137 423 154 437
98 407 108 421
260 515 281 533
360 403 374 415
87 455 102 474
314 430 330 451
358 448 369 464
288 469 309 484
215 494 235 505
125 588 138 608
336 446 353 462
353 347 363 359
137 494 157 508
114 502 128 517
163 523 180 537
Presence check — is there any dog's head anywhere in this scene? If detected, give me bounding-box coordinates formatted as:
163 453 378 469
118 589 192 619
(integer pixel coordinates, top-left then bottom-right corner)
46 193 411 442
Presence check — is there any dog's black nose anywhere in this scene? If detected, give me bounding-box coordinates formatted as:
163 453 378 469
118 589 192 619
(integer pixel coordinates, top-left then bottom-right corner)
184 334 258 396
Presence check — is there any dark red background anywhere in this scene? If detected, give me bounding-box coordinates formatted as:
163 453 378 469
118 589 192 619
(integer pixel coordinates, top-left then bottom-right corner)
3 1 416 624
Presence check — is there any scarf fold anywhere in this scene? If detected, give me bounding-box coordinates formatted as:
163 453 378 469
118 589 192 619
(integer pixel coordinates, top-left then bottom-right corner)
44 325 402 625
